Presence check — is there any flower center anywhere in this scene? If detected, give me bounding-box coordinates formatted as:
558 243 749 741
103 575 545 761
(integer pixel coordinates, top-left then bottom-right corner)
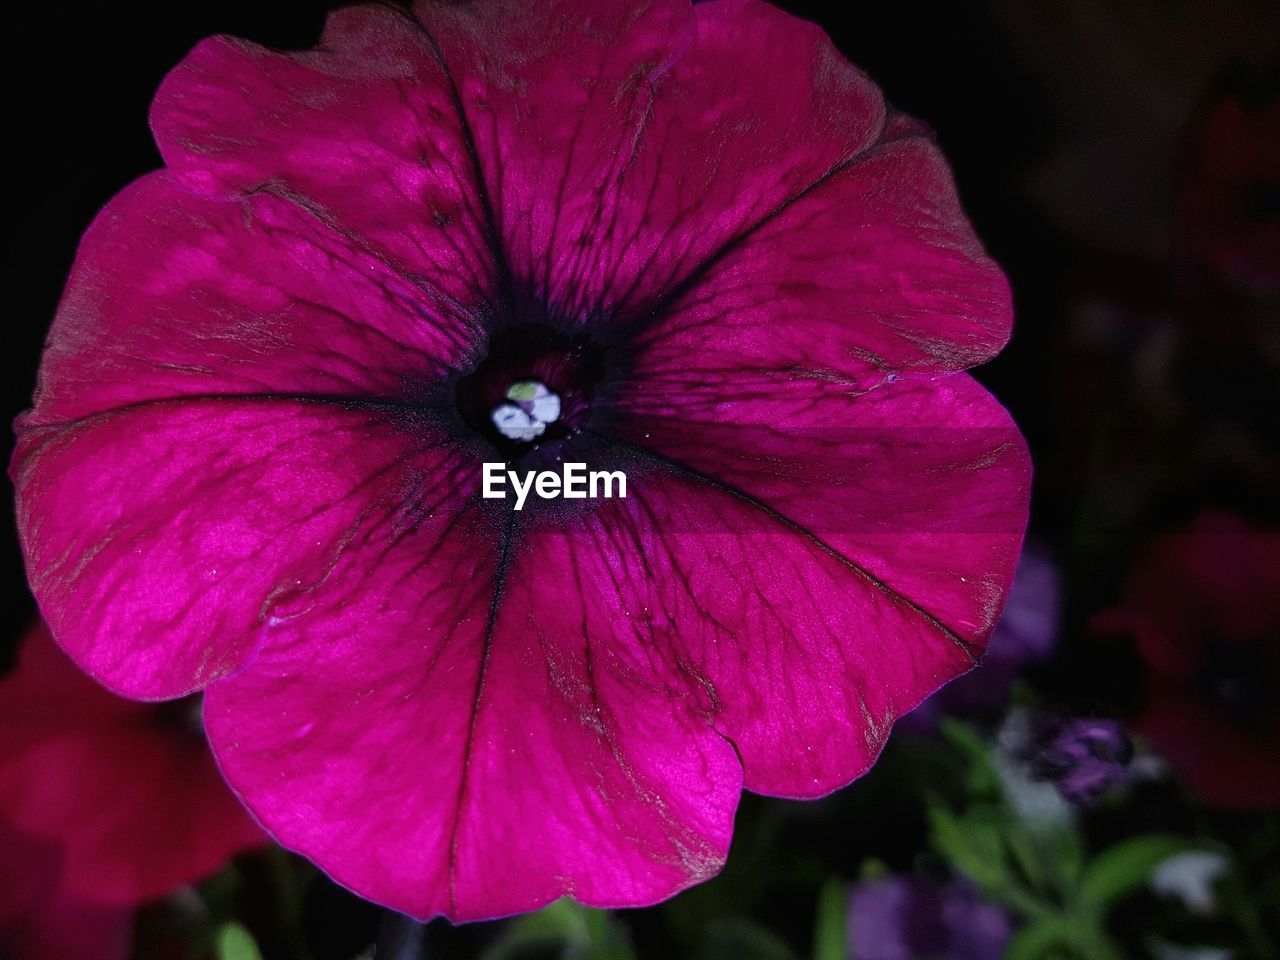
491 380 562 442
455 324 608 458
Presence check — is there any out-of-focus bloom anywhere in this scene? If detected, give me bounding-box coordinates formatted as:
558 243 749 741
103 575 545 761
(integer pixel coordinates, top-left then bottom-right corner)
994 707 1132 814
906 541 1059 728
0 823 132 960
0 622 263 957
848 875 1013 960
1174 84 1280 292
1026 714 1134 806
1151 850 1228 915
1093 512 1280 809
12 0 1029 919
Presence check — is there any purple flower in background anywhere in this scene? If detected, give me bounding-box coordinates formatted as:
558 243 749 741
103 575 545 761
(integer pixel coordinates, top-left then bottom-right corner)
1027 715 1134 806
848 875 1013 960
12 0 1029 921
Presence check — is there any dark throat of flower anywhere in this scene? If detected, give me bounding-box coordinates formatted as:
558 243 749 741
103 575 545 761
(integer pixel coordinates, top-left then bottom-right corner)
454 322 613 467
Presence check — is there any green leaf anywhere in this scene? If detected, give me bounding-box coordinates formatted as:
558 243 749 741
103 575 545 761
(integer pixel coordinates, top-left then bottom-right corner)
928 806 1009 893
215 923 263 960
939 719 1001 798
1004 915 1075 960
1006 824 1051 895
1079 835 1195 910
1004 914 1123 960
1005 819 1086 903
1043 821 1087 893
812 877 845 960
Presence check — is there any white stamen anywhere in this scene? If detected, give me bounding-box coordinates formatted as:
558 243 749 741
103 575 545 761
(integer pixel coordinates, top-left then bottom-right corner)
492 380 561 442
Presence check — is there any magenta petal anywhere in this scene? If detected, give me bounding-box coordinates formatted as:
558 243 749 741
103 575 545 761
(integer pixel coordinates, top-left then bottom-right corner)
614 374 1031 667
538 459 1013 798
627 134 1012 387
15 403 467 698
204 508 740 920
412 0 886 322
151 5 496 297
27 174 478 425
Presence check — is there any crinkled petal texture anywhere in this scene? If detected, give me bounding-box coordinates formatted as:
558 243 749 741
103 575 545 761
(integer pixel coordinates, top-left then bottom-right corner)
14 0 1028 922
0 624 264 907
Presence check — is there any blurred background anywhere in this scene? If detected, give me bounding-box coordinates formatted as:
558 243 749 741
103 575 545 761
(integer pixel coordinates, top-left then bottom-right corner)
4 1 1278 958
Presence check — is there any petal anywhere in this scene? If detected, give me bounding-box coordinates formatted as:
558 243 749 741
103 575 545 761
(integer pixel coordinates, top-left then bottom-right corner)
533 460 998 797
412 0 889 323
151 5 496 302
27 174 478 426
14 400 472 698
610 374 1031 671
204 504 740 921
625 134 1012 388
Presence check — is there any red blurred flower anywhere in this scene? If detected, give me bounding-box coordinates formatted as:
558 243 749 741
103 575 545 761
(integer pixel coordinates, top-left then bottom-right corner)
1174 83 1280 292
0 622 264 958
1094 512 1280 809
0 822 132 960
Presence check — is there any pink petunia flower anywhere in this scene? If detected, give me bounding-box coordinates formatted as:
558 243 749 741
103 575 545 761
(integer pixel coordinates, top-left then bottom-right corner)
0 622 264 958
12 0 1029 920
